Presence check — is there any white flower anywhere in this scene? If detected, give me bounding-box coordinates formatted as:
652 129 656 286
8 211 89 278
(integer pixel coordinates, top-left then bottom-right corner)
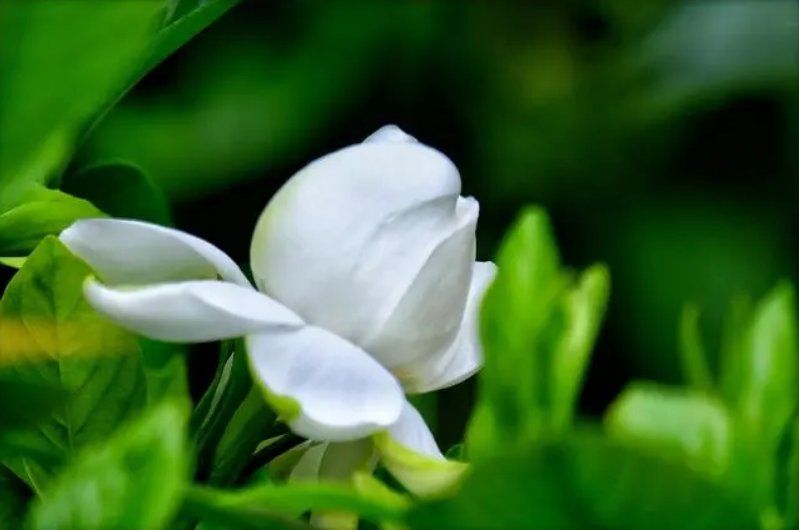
59 125 496 496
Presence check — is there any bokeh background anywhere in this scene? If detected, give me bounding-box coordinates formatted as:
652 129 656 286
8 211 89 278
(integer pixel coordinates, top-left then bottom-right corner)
69 0 798 446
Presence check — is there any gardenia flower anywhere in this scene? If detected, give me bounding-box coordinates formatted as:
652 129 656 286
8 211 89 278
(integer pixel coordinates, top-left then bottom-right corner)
59 125 496 496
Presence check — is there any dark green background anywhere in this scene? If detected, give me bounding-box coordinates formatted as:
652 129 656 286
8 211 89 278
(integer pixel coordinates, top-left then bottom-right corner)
59 0 799 445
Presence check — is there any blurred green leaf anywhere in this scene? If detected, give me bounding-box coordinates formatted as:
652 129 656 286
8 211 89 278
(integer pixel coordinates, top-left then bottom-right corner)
550 264 610 431
723 281 798 442
632 1 799 114
0 466 30 529
0 257 26 269
184 480 406 530
0 0 163 205
721 281 799 512
27 400 190 530
62 161 173 226
605 382 733 477
467 207 563 456
444 444 465 461
408 430 759 530
679 303 714 392
0 186 105 257
0 237 146 486
775 409 798 528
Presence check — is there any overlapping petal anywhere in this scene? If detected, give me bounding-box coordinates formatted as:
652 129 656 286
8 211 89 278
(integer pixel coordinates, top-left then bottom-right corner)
61 218 250 286
246 326 405 442
363 198 478 369
250 128 470 347
83 278 302 342
400 261 497 394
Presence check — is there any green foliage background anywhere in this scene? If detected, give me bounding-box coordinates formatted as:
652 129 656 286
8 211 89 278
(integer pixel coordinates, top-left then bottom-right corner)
0 1 797 529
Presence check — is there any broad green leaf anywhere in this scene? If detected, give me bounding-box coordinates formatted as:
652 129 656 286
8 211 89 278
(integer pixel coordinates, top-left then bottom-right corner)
605 382 733 477
138 338 190 406
0 186 104 256
408 430 760 530
184 480 407 530
0 237 146 486
550 264 610 431
62 161 173 226
0 466 30 530
165 0 205 25
27 400 190 530
467 207 563 455
679 303 714 392
0 1 164 204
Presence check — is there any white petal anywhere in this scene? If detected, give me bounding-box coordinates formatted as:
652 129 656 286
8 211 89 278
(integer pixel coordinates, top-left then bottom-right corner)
363 124 418 144
61 218 250 287
374 401 467 497
386 401 443 459
84 278 302 342
363 198 478 369
250 136 468 347
246 326 404 442
400 261 497 394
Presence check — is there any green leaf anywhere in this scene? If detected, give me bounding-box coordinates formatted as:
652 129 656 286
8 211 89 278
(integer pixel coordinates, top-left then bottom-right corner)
550 264 610 431
720 281 799 513
83 0 243 141
147 0 242 74
775 409 799 528
467 207 563 455
139 338 190 406
0 0 164 204
27 400 190 530
0 186 105 256
0 237 146 485
678 303 714 392
605 382 733 477
727 282 798 445
0 257 26 269
0 466 31 529
184 480 407 530
632 1 799 115
0 375 68 430
408 430 760 530
194 343 253 481
209 387 276 486
62 160 173 226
